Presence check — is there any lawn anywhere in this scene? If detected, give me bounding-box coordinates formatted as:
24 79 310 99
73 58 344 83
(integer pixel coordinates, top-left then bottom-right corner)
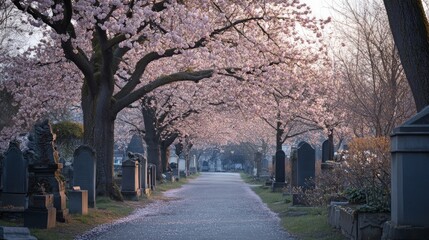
241 173 345 240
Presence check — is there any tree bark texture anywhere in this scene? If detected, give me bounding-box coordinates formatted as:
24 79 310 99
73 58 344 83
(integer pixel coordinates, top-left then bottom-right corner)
383 0 429 111
142 105 162 180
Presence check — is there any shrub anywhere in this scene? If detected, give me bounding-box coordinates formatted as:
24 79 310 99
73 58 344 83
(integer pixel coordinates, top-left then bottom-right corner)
343 137 390 212
294 137 390 212
52 121 83 142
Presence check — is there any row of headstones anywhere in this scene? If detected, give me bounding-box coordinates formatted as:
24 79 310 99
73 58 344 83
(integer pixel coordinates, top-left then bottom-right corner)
121 152 156 200
272 141 316 205
272 139 335 191
0 120 71 228
0 143 96 208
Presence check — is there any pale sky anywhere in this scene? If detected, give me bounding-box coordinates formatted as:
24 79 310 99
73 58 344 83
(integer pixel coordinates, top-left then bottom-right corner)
302 0 333 19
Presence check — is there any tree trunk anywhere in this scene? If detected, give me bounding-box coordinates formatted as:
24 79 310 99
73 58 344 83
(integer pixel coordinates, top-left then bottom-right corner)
82 83 120 199
160 145 169 172
383 0 429 111
142 105 162 180
276 121 283 151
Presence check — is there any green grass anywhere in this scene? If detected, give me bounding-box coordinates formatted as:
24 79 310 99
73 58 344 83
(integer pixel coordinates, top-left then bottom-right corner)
242 174 345 240
0 175 200 240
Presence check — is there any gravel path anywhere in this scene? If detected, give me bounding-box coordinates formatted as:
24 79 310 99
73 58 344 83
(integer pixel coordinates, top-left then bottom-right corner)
76 172 295 240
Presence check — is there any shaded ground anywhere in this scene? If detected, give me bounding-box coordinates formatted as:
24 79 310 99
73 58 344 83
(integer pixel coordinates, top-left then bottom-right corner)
77 172 295 240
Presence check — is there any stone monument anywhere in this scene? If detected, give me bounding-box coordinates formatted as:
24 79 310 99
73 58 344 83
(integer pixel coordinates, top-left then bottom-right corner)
73 145 96 208
24 120 69 222
296 141 315 190
272 150 286 191
121 158 141 200
382 106 429 239
1 141 28 209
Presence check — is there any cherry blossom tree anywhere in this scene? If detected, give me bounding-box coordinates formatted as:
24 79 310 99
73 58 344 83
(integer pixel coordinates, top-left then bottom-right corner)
10 0 328 197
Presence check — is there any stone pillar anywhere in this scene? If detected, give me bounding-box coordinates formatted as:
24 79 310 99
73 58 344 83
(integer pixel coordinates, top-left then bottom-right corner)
272 150 286 191
383 106 429 239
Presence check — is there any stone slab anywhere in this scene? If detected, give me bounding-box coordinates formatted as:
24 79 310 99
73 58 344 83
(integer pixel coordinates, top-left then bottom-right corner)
0 226 37 240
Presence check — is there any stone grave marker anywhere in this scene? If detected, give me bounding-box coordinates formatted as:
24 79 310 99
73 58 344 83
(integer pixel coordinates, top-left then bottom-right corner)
291 141 315 205
121 159 141 200
148 164 157 190
1 141 28 209
0 226 37 239
127 134 145 154
73 145 96 208
383 106 429 239
296 141 315 190
272 150 286 191
321 139 334 163
25 119 69 222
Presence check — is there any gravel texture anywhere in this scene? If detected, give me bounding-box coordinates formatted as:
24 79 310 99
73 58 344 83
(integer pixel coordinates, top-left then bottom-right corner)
76 172 295 240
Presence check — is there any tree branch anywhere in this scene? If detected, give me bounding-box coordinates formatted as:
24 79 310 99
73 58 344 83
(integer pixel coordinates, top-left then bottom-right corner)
112 70 214 114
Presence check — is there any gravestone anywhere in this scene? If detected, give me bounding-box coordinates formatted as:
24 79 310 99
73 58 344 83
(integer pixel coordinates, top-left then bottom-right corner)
139 154 149 195
321 139 334 163
60 158 73 189
1 141 28 209
25 119 69 222
295 141 315 190
0 226 37 239
382 106 429 239
73 145 96 208
127 134 145 154
121 159 141 200
272 150 286 191
148 164 157 190
291 142 315 205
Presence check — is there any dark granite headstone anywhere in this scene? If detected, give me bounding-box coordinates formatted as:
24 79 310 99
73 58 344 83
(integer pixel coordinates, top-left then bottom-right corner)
25 119 69 222
272 150 286 191
73 145 96 208
295 141 315 190
322 139 334 163
127 135 145 154
383 106 429 239
275 150 285 183
1 141 28 208
121 159 141 200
